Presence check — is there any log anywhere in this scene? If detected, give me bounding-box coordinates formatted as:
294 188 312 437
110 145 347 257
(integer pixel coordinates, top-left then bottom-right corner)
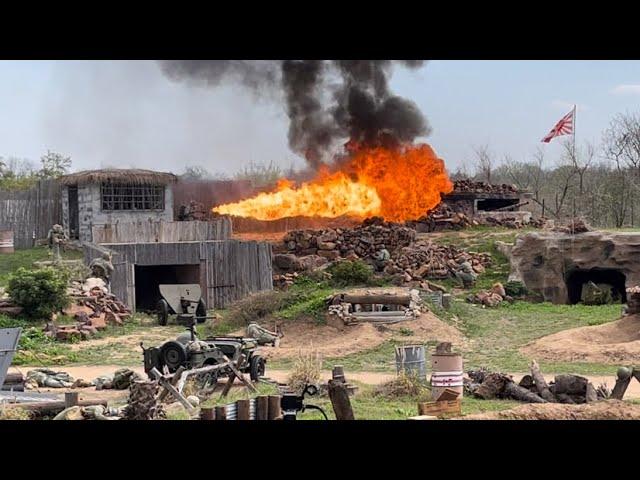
268 395 282 420
3 373 24 384
256 395 269 420
236 398 251 420
503 381 547 403
15 399 108 416
341 294 411 306
530 360 555 401
214 405 226 421
328 379 355 420
200 407 215 420
1 384 24 391
555 393 576 404
473 373 510 400
585 383 598 403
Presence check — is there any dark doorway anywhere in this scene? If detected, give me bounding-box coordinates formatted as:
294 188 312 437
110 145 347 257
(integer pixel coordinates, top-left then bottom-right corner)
134 264 201 312
68 186 79 240
565 268 627 304
476 198 519 212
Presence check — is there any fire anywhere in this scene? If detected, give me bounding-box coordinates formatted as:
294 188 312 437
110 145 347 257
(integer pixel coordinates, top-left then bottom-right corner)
213 143 453 222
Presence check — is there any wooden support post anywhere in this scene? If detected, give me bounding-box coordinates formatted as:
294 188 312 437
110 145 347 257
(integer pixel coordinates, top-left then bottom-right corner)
256 395 269 420
158 366 185 402
332 366 345 383
215 405 226 421
150 367 196 415
328 379 355 420
65 392 79 409
237 398 251 420
200 407 215 420
268 395 282 420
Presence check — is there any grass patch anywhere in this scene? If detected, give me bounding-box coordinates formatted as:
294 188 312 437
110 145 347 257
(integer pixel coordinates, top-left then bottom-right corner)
0 246 83 288
297 382 519 420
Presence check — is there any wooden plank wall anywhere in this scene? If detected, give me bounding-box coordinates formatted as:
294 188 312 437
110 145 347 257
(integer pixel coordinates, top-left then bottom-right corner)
84 239 273 310
0 179 62 248
91 219 232 244
205 240 273 309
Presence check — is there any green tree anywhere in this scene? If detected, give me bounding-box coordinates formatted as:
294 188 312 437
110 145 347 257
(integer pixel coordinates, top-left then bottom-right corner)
39 150 71 178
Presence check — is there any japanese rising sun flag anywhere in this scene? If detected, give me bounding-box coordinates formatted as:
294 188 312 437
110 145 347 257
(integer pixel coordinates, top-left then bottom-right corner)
541 106 575 143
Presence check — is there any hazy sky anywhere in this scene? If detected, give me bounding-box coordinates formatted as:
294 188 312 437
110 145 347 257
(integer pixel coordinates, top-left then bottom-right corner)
1 60 640 176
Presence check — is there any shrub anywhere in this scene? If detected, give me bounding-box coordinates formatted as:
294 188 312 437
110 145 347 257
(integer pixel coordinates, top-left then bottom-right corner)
6 267 69 320
326 260 374 287
505 280 527 297
373 372 431 400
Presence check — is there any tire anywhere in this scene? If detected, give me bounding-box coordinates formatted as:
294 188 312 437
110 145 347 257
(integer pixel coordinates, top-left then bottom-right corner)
196 299 207 324
249 355 266 382
157 299 170 326
160 341 187 372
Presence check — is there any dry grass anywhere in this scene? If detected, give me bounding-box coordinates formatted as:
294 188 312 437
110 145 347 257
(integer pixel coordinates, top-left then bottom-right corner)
0 404 30 420
373 372 431 400
287 349 323 394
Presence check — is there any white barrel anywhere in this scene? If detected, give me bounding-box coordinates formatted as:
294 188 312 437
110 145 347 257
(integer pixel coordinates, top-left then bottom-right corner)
430 352 464 400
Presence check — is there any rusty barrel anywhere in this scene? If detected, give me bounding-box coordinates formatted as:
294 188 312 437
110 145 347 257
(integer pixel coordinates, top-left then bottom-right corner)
395 344 426 380
0 230 14 253
430 351 463 400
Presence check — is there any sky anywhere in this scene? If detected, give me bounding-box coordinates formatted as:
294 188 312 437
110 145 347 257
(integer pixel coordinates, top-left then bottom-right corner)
1 60 640 176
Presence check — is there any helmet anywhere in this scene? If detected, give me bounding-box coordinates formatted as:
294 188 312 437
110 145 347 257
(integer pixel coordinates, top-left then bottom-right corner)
617 366 632 380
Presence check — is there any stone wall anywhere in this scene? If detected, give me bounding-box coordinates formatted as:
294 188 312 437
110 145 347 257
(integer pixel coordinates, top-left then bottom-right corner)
509 231 640 304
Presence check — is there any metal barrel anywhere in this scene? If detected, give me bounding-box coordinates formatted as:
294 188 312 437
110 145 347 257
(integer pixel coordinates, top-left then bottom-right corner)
395 344 426 380
424 291 443 309
225 402 237 420
249 398 256 420
0 230 14 254
430 352 463 400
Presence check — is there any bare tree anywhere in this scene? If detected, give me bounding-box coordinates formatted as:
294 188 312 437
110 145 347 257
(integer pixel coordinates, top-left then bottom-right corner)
562 140 595 195
472 145 493 184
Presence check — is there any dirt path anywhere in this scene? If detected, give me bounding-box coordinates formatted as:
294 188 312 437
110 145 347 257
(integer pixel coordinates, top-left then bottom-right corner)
9 365 639 399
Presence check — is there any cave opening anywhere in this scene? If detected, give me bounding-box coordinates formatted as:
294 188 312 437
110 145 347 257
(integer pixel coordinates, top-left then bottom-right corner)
565 268 627 305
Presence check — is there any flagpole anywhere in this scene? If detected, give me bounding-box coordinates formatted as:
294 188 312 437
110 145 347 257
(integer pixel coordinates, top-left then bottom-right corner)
572 104 577 157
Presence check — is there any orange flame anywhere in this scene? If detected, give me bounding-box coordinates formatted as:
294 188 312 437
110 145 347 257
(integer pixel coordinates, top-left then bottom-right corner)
213 143 453 222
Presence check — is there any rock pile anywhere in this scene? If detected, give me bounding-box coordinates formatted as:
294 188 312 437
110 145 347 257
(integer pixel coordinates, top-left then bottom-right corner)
466 282 512 307
411 203 475 232
385 241 492 282
452 179 519 194
281 217 415 260
44 277 131 341
626 286 640 314
550 217 592 234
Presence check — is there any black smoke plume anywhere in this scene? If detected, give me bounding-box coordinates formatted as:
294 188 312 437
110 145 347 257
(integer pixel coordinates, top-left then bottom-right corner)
158 60 429 168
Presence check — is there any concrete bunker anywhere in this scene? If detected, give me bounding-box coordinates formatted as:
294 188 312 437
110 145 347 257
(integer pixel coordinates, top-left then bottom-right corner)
508 231 640 305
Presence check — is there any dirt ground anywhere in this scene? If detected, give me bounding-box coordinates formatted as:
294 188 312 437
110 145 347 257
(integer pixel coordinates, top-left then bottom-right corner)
256 311 465 361
463 400 640 420
522 314 640 364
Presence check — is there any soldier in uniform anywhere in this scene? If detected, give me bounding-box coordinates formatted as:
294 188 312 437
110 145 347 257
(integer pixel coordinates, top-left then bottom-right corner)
455 260 477 289
373 244 391 272
89 251 115 291
47 224 68 262
246 322 283 347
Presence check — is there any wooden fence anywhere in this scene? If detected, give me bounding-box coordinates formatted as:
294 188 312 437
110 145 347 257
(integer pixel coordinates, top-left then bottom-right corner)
0 180 62 249
91 218 232 244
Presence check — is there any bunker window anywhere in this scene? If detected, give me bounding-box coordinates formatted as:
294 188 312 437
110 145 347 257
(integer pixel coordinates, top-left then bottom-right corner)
101 183 165 211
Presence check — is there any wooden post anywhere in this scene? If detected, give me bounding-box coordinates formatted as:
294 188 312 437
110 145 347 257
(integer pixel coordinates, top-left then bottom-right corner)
328 379 355 420
65 392 79 409
237 398 251 420
542 198 545 218
200 407 215 420
332 366 345 383
214 405 226 421
256 395 269 420
268 395 282 420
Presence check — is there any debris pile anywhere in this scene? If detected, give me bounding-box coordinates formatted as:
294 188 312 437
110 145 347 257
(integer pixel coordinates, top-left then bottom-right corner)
465 361 604 404
452 179 519 194
550 217 592 234
43 277 131 341
177 200 208 221
281 218 416 260
626 286 640 314
466 282 512 307
385 240 492 283
410 202 475 232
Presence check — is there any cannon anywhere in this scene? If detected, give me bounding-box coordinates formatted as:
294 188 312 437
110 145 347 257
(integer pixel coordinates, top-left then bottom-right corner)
156 284 210 326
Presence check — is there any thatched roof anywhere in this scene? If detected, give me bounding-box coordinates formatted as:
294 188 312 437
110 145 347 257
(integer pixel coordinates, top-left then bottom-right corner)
59 169 178 186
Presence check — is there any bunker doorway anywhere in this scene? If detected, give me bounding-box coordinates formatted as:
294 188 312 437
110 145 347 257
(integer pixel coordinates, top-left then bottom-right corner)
565 268 627 305
134 264 201 312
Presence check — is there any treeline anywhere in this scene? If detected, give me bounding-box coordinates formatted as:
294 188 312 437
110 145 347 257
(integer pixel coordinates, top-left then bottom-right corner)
457 112 640 228
0 151 71 190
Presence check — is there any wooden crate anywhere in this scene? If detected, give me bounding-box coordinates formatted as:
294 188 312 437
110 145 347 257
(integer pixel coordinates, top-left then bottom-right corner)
417 399 461 417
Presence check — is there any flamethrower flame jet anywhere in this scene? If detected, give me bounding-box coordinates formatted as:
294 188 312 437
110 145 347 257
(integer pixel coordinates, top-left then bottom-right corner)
213 143 453 222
